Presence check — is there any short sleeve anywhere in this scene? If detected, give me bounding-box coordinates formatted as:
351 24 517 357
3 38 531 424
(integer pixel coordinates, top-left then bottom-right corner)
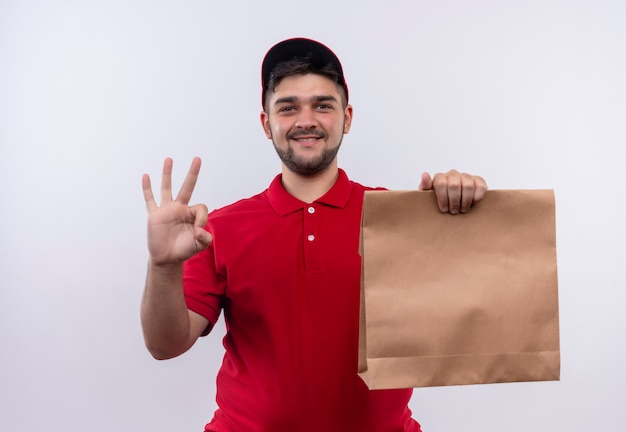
183 242 224 334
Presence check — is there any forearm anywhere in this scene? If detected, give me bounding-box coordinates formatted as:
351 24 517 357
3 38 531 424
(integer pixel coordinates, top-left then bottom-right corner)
141 259 195 359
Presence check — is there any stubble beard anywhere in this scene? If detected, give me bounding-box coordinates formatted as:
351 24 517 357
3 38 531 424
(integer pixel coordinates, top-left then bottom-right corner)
272 131 343 177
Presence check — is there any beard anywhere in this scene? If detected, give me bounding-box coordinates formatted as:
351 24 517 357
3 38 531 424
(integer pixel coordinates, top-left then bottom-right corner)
272 129 343 177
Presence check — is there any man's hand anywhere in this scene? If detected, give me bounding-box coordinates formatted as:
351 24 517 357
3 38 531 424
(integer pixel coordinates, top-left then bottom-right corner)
419 170 487 214
142 157 212 265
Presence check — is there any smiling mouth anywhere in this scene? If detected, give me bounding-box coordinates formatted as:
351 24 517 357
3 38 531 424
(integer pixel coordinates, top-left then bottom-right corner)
287 130 327 142
290 137 321 149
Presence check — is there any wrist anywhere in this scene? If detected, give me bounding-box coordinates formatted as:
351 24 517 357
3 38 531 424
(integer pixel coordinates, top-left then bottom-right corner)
148 257 184 272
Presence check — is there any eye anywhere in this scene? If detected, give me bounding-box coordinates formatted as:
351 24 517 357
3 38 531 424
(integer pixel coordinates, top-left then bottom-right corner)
316 103 334 110
278 106 296 113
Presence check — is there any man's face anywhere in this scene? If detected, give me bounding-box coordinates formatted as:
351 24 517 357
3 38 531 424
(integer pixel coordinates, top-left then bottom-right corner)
261 73 352 177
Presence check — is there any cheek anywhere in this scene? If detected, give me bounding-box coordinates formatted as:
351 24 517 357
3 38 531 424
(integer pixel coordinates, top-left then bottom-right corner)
270 124 280 139
271 121 289 138
326 119 346 136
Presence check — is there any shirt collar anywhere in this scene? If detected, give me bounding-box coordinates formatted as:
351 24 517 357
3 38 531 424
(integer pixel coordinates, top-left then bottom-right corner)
267 169 353 216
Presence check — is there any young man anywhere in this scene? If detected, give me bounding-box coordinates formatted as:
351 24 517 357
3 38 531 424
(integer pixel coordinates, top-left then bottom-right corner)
141 38 487 432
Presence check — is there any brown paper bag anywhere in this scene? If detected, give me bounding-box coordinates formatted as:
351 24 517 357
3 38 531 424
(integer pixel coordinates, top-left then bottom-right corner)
358 190 560 389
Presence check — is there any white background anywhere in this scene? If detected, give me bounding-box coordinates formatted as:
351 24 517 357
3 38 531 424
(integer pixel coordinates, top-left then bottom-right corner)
1 1 625 431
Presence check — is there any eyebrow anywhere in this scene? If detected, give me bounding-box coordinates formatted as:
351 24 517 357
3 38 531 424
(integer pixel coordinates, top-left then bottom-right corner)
273 95 339 106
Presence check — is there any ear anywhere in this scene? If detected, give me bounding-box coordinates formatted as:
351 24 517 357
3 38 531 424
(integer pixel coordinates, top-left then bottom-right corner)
260 110 272 139
343 104 353 134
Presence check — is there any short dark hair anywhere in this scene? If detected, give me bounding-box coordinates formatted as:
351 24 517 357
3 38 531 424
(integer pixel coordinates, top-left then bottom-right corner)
264 56 348 109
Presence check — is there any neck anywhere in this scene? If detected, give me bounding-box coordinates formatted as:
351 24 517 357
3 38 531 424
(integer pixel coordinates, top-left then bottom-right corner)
280 162 339 203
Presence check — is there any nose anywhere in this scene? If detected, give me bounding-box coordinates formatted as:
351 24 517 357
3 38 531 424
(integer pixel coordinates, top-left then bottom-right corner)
294 107 317 129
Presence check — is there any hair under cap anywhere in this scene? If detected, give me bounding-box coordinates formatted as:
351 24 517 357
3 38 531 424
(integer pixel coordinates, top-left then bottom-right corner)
261 37 348 106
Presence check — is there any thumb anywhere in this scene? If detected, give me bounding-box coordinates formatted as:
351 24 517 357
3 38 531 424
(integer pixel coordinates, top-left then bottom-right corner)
418 172 433 190
194 226 213 251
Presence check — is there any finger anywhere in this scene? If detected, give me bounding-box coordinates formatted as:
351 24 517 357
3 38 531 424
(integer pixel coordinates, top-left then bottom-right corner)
459 173 476 213
160 158 174 203
142 173 157 211
432 173 451 213
191 203 212 252
473 176 488 203
445 171 462 214
190 203 209 230
418 172 433 191
176 157 202 205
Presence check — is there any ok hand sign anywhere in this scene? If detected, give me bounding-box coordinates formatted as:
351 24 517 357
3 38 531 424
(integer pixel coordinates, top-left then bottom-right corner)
142 157 212 266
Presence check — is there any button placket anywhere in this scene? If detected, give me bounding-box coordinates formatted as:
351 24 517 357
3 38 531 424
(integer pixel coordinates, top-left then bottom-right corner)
306 206 316 242
303 205 320 271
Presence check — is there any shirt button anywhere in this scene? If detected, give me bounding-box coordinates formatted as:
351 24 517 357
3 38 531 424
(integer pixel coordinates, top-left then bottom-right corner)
307 234 315 242
307 206 315 214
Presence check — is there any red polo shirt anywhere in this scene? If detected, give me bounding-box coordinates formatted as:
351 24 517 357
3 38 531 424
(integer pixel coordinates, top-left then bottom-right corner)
183 169 421 432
